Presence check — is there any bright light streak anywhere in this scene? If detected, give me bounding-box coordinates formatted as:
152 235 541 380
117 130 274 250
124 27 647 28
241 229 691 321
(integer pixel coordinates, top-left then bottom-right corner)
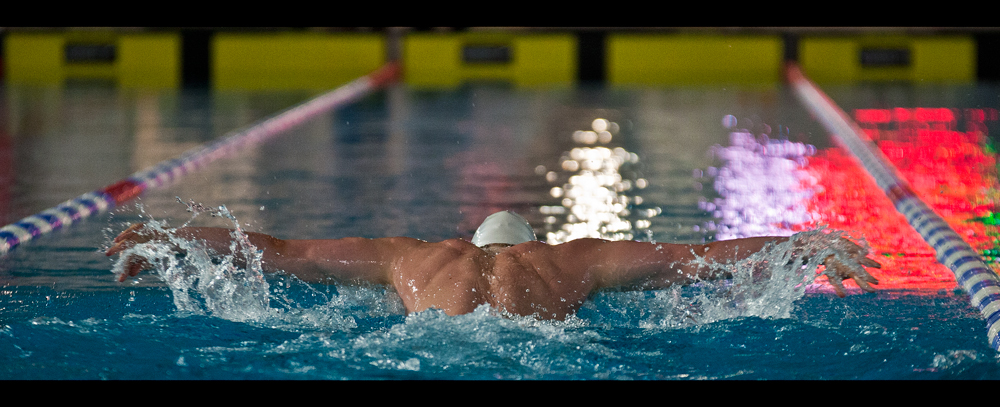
542 119 658 243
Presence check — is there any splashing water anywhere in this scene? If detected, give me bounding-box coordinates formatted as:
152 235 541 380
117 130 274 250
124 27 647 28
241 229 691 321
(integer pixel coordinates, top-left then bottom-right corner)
110 200 867 339
109 205 268 322
632 228 869 329
109 201 359 328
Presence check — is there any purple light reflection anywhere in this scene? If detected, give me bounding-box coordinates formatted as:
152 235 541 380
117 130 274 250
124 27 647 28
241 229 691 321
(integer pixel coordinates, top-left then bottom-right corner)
703 127 817 240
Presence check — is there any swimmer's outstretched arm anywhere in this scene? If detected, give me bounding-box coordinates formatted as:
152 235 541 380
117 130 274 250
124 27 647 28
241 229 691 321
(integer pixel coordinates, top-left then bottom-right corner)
556 235 879 297
107 223 410 284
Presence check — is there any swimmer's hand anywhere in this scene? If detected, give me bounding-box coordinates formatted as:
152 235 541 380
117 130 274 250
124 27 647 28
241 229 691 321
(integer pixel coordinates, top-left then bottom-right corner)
105 223 174 282
819 238 881 298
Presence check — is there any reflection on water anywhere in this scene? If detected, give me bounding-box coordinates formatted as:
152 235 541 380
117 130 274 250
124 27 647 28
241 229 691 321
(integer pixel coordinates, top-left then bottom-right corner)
805 107 1000 291
538 118 660 243
6 84 1000 379
701 115 817 240
703 108 1000 292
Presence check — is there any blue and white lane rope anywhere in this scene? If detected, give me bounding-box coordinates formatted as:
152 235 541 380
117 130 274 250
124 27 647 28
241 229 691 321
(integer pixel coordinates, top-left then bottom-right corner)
787 62 1000 351
0 62 401 256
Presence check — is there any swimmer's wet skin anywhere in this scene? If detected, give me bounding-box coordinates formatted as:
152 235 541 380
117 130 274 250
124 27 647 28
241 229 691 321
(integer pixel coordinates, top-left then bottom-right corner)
106 211 880 319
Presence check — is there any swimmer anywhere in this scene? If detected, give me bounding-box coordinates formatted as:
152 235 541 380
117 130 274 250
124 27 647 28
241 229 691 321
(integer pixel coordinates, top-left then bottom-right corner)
106 211 880 319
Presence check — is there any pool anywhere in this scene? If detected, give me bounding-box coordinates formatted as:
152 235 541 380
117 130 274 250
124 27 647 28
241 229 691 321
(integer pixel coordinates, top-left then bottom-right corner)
2 81 1000 379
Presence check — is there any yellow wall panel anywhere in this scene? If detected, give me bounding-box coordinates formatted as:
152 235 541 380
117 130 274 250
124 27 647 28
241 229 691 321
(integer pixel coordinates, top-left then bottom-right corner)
800 38 859 82
608 34 783 86
514 35 577 87
5 31 180 88
404 32 575 88
117 34 181 88
213 33 385 90
404 35 462 87
800 35 975 83
6 33 68 84
912 37 975 82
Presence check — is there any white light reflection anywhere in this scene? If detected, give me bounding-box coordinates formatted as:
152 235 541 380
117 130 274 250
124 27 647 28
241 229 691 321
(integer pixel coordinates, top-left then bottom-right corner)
542 118 659 243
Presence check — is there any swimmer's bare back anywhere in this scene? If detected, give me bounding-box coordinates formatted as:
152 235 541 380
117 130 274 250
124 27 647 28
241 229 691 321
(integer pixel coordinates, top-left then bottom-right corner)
107 224 881 319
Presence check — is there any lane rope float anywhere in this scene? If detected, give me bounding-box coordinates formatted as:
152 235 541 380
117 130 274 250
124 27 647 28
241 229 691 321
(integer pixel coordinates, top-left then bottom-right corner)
0 62 401 255
786 62 1000 351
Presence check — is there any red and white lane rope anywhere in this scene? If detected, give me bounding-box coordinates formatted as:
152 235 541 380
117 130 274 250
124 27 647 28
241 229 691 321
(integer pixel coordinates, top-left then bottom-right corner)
0 62 401 255
786 62 1000 351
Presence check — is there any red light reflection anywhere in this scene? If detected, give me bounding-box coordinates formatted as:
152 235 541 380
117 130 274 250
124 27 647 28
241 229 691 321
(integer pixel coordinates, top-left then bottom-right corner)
807 107 999 292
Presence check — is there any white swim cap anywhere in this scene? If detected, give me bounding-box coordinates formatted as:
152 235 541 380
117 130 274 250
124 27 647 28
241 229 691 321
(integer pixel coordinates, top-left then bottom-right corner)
471 211 536 247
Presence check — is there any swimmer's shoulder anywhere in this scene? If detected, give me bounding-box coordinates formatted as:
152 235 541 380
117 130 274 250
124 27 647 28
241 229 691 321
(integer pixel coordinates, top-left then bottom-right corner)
438 238 487 255
496 239 610 259
504 240 549 254
544 238 684 262
383 237 481 253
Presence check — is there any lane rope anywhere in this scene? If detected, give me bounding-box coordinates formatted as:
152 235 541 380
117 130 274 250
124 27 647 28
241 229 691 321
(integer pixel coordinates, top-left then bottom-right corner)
0 62 401 255
786 62 1000 351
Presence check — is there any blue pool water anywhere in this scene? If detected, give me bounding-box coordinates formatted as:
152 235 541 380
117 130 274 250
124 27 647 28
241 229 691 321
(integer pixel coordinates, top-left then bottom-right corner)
2 83 1000 379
